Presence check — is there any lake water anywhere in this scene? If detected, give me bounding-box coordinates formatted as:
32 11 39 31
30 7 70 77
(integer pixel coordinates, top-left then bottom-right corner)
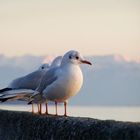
0 104 140 122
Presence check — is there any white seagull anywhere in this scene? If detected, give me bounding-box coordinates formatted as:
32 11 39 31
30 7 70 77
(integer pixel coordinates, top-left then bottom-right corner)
29 50 92 116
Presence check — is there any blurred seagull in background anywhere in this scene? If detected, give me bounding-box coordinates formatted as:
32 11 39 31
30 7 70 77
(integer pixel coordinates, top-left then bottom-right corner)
50 56 62 68
0 63 50 113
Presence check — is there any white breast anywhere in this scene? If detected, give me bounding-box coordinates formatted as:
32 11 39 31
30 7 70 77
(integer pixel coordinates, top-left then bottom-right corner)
43 64 83 102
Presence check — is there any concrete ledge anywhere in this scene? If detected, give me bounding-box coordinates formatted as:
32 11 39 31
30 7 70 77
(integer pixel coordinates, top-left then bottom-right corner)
0 110 140 140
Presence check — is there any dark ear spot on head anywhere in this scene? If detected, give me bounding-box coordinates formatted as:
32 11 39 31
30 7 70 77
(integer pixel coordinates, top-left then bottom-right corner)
42 66 44 69
69 55 72 59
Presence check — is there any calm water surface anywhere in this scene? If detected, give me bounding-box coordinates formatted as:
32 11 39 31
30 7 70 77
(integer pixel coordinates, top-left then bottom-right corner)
0 104 140 122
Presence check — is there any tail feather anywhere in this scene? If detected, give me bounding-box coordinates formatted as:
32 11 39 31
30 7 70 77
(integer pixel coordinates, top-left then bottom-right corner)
0 94 29 102
0 88 12 93
0 96 16 102
0 89 35 103
28 100 33 104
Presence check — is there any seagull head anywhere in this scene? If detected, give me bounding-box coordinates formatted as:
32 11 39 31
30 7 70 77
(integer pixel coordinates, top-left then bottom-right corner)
50 56 62 68
39 63 50 71
62 50 92 66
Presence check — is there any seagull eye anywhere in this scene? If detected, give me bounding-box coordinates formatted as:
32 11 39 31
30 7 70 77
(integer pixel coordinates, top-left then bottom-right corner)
42 67 44 69
76 56 79 60
69 55 72 59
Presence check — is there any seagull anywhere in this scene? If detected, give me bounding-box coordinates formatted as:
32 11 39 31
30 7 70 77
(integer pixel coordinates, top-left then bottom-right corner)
0 56 62 114
0 63 50 113
29 50 92 116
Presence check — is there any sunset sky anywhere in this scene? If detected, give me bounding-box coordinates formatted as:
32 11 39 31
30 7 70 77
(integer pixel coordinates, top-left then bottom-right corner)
0 0 140 60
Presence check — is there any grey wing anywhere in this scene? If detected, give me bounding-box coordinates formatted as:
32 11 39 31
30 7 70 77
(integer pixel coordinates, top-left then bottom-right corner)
36 67 58 93
29 67 58 104
0 89 35 102
9 70 45 90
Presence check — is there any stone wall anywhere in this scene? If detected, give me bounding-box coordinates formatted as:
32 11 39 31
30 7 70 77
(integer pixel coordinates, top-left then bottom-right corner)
0 110 140 140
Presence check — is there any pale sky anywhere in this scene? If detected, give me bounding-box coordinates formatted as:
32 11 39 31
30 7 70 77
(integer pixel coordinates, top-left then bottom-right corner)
0 0 140 60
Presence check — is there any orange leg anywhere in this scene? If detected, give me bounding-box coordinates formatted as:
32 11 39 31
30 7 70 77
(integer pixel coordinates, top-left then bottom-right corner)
37 104 40 114
32 104 34 114
45 103 48 115
64 101 67 117
40 103 42 115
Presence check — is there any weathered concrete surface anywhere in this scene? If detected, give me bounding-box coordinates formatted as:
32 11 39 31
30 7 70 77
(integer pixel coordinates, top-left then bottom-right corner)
0 110 140 140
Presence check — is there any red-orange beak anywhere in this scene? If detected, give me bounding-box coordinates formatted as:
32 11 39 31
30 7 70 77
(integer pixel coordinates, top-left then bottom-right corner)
81 60 92 65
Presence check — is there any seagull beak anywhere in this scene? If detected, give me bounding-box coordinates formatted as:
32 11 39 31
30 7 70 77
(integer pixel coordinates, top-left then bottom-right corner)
81 60 92 65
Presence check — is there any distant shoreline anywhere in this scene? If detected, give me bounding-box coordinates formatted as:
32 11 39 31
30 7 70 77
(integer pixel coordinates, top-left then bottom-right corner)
0 105 140 122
